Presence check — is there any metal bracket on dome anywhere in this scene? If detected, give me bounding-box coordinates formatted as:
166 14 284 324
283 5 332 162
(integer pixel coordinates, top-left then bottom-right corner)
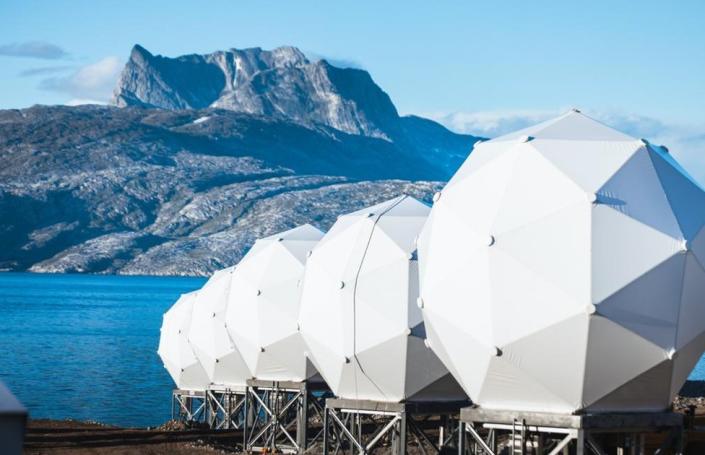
204 387 246 430
244 379 331 454
323 398 466 455
458 407 685 455
171 388 207 424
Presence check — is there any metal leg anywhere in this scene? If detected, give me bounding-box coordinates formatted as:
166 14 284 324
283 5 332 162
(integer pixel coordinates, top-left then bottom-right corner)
323 407 330 455
399 411 407 455
297 387 307 452
243 389 248 452
576 429 585 455
458 422 466 455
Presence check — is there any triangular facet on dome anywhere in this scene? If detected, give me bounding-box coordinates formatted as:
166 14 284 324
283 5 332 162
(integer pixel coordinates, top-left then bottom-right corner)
649 147 705 240
583 316 668 408
591 205 682 303
532 139 641 193
495 202 591 304
490 111 635 143
675 253 705 349
502 313 589 409
599 146 683 240
491 145 586 235
488 247 585 347
598 252 685 350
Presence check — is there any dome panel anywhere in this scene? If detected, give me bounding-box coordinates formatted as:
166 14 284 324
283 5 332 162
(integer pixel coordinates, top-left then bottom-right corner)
649 147 705 239
423 249 494 344
582 316 668 408
440 147 518 236
488 247 585 347
598 253 684 350
354 334 409 401
447 141 517 185
490 111 635 143
670 332 705 398
422 311 492 400
591 205 682 303
676 254 705 349
501 314 589 410
598 146 683 239
491 145 587 235
588 359 672 412
532 139 641 192
477 355 574 413
495 202 591 305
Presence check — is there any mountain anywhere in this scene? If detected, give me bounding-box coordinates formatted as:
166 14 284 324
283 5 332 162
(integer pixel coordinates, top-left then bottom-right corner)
114 45 399 139
0 45 479 276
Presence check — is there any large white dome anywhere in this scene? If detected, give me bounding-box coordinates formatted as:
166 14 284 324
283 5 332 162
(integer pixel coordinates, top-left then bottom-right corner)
418 110 705 413
299 195 466 402
157 291 210 391
188 268 251 388
224 224 324 382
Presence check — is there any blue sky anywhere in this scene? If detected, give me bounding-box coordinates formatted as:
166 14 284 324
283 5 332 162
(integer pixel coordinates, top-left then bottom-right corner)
1 0 704 179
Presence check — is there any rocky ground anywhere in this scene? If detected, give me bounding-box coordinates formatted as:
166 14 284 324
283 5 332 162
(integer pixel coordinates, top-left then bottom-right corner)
0 105 473 277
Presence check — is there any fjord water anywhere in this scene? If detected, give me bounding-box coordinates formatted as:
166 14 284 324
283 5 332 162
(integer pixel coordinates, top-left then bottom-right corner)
0 272 205 427
1 272 705 428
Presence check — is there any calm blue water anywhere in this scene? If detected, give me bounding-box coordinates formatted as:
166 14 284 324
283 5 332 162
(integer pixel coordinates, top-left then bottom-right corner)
0 272 205 428
1 272 704 427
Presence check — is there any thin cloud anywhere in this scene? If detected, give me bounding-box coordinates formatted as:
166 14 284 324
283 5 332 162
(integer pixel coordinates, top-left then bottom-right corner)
305 50 364 69
65 98 109 106
38 56 123 102
19 65 74 77
0 41 69 60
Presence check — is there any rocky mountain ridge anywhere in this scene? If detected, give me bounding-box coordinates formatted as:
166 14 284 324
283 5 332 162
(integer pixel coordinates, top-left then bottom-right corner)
0 45 479 275
113 45 399 139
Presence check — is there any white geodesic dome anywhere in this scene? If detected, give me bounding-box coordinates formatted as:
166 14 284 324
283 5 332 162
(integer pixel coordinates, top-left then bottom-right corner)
188 268 251 389
418 110 705 413
299 195 466 402
157 291 210 391
224 224 324 382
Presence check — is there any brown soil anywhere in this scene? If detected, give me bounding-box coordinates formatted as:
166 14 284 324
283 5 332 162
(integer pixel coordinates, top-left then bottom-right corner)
23 419 243 454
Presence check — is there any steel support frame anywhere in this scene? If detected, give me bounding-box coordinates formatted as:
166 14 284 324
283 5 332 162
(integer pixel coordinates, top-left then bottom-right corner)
244 379 328 454
458 408 685 455
205 387 246 430
171 389 207 424
323 399 466 455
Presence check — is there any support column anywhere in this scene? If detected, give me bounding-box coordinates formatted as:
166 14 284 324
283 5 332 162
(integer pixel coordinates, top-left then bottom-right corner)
457 421 466 455
399 410 407 455
322 407 329 455
576 429 585 455
297 385 308 451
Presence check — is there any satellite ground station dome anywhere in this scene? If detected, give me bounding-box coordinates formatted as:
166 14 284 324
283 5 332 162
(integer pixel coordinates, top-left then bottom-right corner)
224 224 324 382
158 291 210 391
188 268 251 389
418 110 705 413
299 195 466 402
